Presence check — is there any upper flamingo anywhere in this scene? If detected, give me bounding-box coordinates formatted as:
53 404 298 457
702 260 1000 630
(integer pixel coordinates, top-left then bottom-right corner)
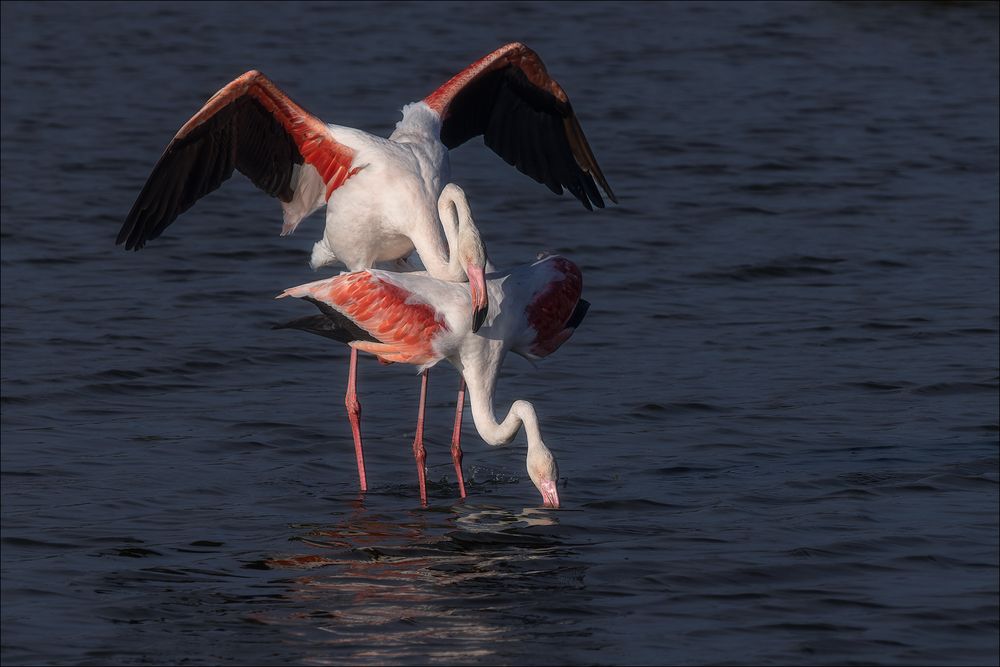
116 43 616 298
276 254 590 507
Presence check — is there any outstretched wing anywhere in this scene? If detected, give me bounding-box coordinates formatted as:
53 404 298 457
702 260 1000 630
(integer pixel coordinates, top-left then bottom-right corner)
424 43 616 211
118 70 361 250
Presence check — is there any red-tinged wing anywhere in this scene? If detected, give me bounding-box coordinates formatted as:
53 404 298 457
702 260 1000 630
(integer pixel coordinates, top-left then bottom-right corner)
281 272 448 366
523 257 586 358
424 43 615 211
118 70 360 250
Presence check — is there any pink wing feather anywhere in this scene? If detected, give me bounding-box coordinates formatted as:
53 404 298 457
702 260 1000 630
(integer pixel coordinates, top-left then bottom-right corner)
281 272 449 366
119 71 361 249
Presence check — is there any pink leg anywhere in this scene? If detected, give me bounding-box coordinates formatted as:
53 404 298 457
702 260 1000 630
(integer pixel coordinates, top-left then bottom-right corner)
451 377 467 499
345 348 367 491
412 369 429 506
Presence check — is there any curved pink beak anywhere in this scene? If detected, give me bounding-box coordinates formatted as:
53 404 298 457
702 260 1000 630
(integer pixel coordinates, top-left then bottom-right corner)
467 263 488 333
539 480 560 508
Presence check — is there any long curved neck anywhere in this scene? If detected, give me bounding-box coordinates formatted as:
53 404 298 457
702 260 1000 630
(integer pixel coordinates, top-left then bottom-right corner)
456 330 558 503
463 358 544 450
416 184 483 282
475 396 544 449
438 188 464 271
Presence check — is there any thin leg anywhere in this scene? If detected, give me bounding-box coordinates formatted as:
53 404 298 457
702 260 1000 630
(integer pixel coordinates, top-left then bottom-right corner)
412 369 429 506
451 377 467 499
345 348 367 491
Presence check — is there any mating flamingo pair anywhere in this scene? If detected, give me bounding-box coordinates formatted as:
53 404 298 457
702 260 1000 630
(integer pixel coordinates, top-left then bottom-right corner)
119 43 613 507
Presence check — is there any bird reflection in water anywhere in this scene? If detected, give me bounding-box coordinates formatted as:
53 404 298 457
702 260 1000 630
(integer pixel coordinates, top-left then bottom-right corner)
245 498 578 663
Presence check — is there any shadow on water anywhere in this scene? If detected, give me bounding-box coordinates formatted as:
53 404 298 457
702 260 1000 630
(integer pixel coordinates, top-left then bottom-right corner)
240 501 592 665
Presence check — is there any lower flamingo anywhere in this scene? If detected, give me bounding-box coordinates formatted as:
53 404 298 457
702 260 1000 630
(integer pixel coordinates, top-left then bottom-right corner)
276 254 589 507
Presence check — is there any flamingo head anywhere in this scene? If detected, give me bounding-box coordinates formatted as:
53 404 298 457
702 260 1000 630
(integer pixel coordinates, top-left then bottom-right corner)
459 221 489 333
467 260 488 332
527 440 560 509
438 183 490 333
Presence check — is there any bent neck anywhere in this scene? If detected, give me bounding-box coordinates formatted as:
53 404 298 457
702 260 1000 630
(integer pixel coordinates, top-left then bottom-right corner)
463 366 556 497
464 359 544 450
418 184 484 282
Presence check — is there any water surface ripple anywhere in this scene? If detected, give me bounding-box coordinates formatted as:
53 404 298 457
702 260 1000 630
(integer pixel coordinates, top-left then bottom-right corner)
2 1 998 665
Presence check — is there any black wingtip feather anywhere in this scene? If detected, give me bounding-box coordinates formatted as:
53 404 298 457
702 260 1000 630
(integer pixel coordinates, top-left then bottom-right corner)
117 96 304 250
566 298 590 330
273 315 358 344
439 63 613 213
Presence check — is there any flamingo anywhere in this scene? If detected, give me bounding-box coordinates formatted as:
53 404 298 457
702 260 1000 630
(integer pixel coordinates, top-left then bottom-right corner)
116 42 613 495
275 254 589 508
116 42 615 261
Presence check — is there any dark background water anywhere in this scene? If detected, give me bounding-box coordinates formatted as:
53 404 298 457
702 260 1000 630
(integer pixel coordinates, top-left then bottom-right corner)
2 1 998 665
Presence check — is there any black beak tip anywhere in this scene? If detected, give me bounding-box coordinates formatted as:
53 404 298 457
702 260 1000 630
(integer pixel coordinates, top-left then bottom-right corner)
472 305 488 333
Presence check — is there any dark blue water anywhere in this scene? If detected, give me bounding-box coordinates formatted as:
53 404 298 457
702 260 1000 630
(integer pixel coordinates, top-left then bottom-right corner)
2 1 998 664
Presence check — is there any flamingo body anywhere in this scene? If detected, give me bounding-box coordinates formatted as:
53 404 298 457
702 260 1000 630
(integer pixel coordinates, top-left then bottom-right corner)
299 270 450 366
281 255 584 368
